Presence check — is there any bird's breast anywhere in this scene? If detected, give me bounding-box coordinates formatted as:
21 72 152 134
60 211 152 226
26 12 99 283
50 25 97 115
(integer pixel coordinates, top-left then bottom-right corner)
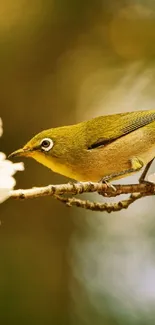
32 152 79 179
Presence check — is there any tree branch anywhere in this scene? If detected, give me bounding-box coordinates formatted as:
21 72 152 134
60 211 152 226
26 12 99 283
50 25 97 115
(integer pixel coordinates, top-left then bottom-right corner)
54 193 146 212
9 181 155 213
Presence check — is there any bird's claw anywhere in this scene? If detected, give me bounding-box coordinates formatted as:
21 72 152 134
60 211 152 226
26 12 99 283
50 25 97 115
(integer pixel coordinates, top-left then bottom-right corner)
104 180 116 192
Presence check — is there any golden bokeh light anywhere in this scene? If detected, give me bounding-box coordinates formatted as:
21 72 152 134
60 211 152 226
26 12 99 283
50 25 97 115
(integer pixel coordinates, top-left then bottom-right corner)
0 0 46 31
110 4 155 60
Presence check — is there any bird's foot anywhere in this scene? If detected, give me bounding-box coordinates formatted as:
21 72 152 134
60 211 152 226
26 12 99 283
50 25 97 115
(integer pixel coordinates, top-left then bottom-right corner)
99 177 116 192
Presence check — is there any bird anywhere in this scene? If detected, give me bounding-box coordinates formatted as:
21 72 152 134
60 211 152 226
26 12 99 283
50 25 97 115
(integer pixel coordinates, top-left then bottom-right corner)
9 109 155 183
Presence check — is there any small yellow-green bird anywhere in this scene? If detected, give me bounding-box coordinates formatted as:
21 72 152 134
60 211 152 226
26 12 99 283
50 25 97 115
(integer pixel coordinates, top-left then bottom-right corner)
9 110 155 183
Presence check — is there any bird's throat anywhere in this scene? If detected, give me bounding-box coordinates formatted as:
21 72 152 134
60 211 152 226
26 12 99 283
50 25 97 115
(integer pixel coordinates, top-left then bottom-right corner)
32 152 75 179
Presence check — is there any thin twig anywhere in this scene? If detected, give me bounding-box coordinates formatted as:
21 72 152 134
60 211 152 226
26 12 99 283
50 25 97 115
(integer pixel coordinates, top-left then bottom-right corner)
54 193 146 212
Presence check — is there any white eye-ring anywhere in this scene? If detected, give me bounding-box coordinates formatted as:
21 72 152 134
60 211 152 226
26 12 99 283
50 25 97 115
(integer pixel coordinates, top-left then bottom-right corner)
40 138 54 151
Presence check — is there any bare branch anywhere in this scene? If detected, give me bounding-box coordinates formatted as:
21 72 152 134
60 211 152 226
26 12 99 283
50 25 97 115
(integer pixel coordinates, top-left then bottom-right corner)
9 181 155 213
10 182 155 199
54 193 145 212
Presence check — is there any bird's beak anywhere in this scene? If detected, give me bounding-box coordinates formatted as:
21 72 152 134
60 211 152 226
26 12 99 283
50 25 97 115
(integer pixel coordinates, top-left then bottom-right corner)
8 148 31 159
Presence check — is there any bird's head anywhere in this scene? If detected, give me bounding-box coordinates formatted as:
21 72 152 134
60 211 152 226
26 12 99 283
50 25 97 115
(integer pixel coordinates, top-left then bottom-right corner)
8 125 81 178
9 129 56 159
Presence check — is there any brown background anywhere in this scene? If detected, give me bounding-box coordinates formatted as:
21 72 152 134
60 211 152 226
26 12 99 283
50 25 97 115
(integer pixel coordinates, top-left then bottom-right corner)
1 1 155 324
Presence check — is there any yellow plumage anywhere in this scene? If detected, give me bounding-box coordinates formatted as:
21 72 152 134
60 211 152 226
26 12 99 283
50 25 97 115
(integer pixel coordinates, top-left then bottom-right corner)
9 110 155 182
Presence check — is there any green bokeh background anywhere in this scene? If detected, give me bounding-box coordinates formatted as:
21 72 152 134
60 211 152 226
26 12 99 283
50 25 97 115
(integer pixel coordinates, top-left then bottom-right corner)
1 0 155 324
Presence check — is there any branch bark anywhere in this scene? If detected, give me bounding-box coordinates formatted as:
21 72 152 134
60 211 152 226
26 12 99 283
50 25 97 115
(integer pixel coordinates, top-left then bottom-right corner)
9 181 155 213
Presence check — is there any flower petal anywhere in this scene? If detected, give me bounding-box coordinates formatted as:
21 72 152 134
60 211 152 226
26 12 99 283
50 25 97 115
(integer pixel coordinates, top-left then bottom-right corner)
0 120 24 203
0 152 6 160
12 162 24 172
0 189 11 203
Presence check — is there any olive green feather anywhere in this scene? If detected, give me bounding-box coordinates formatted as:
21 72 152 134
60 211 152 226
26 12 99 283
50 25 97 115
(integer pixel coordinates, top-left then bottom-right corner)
85 110 155 149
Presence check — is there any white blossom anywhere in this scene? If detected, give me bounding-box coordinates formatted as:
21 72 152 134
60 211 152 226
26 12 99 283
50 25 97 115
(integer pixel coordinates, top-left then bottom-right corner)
0 119 24 203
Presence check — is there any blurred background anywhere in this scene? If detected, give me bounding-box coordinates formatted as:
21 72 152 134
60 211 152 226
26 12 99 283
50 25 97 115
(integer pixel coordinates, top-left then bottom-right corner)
1 0 155 324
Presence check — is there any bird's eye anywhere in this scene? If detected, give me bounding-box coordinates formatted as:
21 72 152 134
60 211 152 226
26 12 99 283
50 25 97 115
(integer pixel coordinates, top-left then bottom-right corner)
40 138 53 151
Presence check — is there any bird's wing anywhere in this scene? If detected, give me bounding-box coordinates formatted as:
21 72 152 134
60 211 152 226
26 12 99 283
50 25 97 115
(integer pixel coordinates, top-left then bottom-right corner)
86 110 155 149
